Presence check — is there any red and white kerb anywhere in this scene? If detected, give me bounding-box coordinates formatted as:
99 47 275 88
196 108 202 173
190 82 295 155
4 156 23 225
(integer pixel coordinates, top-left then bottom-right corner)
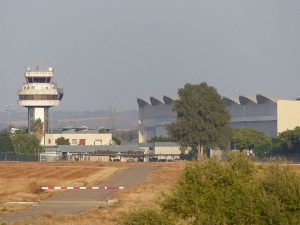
41 186 125 190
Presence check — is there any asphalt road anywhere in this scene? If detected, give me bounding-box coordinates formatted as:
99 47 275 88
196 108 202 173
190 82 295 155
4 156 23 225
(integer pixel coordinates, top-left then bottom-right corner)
1 166 155 222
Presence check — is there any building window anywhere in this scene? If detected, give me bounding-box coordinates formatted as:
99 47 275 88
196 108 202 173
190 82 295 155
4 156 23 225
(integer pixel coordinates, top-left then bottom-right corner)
48 139 51 144
72 139 78 145
79 139 86 145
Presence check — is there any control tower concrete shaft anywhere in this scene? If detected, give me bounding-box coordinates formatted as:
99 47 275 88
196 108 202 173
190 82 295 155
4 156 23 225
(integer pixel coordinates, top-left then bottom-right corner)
18 66 63 133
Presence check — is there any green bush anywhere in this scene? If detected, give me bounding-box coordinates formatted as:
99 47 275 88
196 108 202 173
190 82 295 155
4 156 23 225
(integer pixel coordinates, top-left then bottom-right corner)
55 137 70 145
161 153 300 225
121 208 174 225
259 165 300 224
120 154 300 225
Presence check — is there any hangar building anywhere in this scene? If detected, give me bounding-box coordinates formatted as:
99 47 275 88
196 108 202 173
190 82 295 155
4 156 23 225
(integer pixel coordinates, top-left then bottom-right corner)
137 94 300 143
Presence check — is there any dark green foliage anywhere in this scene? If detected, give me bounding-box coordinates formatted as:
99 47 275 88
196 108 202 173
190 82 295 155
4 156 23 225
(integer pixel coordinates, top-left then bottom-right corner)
55 137 70 145
231 128 272 157
149 136 175 143
167 83 231 160
259 166 300 224
12 132 41 154
0 131 14 152
0 129 40 154
121 208 174 225
160 154 300 225
33 118 44 141
98 128 107 134
112 136 122 145
278 127 300 153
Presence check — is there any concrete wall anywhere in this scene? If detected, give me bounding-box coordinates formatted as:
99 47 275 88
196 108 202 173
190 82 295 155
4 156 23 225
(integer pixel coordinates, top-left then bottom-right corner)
154 146 180 156
138 100 175 143
227 98 277 137
277 100 300 134
43 133 112 146
89 155 110 162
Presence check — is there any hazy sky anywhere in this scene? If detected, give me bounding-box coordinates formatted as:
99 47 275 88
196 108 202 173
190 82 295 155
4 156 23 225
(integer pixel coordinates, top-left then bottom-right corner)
1 0 300 112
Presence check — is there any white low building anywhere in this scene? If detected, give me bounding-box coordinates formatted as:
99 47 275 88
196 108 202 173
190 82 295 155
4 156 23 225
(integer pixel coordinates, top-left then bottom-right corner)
152 142 181 161
43 133 112 146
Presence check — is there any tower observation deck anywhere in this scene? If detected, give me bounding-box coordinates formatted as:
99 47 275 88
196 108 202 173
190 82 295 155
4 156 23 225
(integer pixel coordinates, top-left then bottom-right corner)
18 66 64 133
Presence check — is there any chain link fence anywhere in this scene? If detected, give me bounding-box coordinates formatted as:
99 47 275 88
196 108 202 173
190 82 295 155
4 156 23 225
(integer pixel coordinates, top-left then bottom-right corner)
0 151 299 163
0 152 39 162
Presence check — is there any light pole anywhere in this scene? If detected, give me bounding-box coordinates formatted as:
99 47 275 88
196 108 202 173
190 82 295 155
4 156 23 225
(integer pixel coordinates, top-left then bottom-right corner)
4 104 13 132
18 144 20 162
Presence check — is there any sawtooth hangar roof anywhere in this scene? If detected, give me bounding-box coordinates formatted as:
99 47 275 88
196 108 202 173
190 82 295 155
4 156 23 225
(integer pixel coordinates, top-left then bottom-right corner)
137 94 290 107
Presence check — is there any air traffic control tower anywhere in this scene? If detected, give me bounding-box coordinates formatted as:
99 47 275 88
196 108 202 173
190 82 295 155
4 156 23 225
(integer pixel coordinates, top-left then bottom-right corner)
18 65 63 133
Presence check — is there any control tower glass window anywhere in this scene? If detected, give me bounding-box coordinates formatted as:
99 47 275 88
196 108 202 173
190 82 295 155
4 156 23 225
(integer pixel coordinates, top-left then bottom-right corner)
27 77 51 83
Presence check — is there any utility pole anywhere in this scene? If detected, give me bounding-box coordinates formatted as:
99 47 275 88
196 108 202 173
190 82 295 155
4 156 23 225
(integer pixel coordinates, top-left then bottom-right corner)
4 104 13 132
110 105 118 137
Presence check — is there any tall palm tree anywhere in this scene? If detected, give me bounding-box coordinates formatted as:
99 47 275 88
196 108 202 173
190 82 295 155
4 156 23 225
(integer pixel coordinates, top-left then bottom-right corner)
34 119 44 142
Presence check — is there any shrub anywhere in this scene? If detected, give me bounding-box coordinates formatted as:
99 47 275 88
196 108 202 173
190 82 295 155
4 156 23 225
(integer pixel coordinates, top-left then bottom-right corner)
121 208 174 225
161 153 300 225
28 181 45 194
120 154 300 225
259 165 300 224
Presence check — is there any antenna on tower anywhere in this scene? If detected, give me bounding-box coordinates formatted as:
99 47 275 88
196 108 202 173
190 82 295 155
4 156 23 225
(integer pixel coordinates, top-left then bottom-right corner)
36 60 41 71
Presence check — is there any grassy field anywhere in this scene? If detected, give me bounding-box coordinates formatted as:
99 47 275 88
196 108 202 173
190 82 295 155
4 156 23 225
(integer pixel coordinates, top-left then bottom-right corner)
1 161 299 225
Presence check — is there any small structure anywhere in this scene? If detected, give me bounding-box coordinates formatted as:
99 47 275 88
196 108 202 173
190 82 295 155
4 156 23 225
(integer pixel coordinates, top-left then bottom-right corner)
42 126 113 146
149 142 181 162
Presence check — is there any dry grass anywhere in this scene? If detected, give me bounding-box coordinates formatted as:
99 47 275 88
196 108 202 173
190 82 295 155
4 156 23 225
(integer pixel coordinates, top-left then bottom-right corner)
4 161 300 225
290 164 300 173
0 162 122 216
8 162 187 225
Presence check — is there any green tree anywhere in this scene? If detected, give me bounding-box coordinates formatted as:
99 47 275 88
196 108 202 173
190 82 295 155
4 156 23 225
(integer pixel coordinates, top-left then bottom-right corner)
167 83 231 160
98 128 108 134
12 133 41 154
33 119 44 141
0 131 14 152
231 128 271 157
112 136 122 145
278 127 300 153
55 137 70 145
